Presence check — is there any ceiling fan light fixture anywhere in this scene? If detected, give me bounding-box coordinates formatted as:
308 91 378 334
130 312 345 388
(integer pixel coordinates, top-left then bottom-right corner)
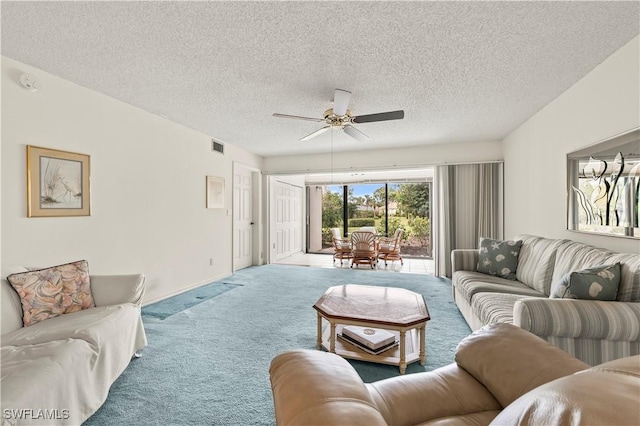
332 89 351 116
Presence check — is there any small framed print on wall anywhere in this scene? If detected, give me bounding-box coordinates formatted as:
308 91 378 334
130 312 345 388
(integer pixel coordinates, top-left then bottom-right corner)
27 145 91 217
206 176 225 209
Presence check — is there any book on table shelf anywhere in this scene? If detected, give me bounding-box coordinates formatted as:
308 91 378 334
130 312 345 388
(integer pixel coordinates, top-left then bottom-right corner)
339 326 398 354
338 332 399 355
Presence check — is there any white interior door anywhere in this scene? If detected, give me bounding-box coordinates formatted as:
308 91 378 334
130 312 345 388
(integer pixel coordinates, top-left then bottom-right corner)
233 164 253 270
275 181 303 260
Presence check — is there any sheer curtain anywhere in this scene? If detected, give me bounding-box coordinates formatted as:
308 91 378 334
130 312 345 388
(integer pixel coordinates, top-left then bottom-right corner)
434 162 503 277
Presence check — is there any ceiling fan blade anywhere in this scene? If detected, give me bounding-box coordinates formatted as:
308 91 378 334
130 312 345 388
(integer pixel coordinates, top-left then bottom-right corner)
273 113 323 122
343 124 370 142
300 126 331 142
332 89 351 116
352 110 404 124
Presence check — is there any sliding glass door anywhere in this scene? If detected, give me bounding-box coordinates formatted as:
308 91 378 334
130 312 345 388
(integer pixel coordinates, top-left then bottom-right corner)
307 182 432 257
392 183 431 257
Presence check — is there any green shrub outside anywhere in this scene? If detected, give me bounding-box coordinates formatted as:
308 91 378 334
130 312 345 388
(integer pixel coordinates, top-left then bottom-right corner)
348 218 375 227
376 217 404 238
322 227 333 245
329 215 430 249
353 210 375 219
407 216 430 247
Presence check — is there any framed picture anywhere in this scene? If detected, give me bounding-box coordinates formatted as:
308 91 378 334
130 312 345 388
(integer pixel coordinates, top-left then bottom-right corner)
206 176 225 209
27 145 91 217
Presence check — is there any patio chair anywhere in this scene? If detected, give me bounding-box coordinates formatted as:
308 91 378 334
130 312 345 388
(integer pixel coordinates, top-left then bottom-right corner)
350 231 377 269
378 228 404 265
358 226 377 234
331 228 352 264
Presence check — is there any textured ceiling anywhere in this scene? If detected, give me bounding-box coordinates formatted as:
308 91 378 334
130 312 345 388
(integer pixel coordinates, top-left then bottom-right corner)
2 1 639 157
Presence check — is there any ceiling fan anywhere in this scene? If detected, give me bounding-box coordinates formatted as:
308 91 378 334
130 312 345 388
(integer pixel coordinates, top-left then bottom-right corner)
273 89 404 142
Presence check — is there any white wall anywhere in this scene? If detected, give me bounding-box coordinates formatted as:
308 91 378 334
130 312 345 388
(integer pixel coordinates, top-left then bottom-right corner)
503 36 640 254
263 140 503 174
1 57 263 304
308 186 323 252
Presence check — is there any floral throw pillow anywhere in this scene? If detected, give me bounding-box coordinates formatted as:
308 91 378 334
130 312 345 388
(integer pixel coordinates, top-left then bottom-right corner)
476 238 523 280
7 260 95 327
550 263 621 301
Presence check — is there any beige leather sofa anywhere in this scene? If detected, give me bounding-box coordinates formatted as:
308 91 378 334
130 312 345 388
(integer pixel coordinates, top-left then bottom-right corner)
269 323 640 426
1 269 147 425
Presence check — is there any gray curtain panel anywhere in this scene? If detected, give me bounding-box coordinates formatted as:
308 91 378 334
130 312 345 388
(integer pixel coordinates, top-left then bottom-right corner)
435 163 503 277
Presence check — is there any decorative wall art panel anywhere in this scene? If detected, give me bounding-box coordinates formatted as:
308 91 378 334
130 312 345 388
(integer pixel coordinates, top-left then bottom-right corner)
567 129 639 238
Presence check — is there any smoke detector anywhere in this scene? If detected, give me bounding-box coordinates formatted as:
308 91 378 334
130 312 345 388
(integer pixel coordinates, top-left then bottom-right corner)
19 74 41 91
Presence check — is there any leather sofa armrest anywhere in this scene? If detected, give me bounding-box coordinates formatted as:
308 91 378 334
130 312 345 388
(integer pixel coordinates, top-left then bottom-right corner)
491 355 640 426
451 249 478 273
455 323 589 408
514 298 640 341
366 363 501 425
269 349 387 426
90 274 146 307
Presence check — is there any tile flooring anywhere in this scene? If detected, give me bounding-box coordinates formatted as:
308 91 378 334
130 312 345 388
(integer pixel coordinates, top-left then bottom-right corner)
275 252 435 275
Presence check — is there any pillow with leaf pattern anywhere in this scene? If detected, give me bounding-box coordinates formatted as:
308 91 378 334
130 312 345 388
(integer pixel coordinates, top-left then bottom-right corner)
476 238 523 280
7 260 95 327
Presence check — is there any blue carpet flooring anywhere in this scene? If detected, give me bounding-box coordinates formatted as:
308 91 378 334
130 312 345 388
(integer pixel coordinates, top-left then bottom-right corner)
86 265 471 426
142 282 242 319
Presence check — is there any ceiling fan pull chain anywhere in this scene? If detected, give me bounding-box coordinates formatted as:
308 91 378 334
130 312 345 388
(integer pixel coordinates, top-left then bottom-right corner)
331 127 334 184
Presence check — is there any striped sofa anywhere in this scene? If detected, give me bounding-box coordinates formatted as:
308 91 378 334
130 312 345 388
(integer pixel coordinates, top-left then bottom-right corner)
451 234 640 365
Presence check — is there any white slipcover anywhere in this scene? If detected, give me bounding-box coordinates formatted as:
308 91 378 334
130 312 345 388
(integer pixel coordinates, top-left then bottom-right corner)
1 273 147 425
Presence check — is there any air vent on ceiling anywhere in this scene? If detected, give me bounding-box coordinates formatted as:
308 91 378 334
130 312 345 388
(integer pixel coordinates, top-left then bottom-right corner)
212 139 224 154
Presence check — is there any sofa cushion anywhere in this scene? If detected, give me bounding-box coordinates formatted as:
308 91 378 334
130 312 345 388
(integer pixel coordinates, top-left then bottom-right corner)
553 242 640 303
1 281 24 336
470 292 543 326
477 238 523 280
6 260 95 327
1 338 96 425
2 303 138 348
514 234 568 295
2 303 146 424
552 242 615 285
454 271 544 304
606 252 640 303
1 301 145 425
550 263 621 301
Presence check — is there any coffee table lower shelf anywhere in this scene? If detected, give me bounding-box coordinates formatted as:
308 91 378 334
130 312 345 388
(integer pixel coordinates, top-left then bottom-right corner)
319 324 424 374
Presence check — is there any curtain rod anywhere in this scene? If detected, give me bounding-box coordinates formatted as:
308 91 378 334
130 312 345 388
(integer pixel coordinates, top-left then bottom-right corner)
305 178 433 186
262 160 504 176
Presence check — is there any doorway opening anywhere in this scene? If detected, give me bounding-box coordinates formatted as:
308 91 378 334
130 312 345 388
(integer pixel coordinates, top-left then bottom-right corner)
307 181 432 258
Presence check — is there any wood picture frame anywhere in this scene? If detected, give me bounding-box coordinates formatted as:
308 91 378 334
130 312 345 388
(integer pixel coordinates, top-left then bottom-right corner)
27 145 91 217
206 176 225 209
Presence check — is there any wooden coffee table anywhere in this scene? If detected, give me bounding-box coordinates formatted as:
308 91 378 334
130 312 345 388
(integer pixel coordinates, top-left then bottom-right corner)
313 284 430 374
